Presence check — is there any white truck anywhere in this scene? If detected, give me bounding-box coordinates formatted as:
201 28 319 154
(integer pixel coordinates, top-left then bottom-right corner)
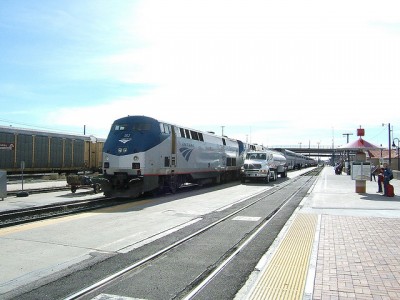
240 150 287 183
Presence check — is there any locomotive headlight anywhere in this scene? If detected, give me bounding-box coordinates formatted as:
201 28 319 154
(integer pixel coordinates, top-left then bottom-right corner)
105 155 109 161
118 148 123 153
133 156 139 161
123 148 128 153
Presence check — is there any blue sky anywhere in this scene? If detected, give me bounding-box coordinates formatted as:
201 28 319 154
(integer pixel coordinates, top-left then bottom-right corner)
1 0 400 149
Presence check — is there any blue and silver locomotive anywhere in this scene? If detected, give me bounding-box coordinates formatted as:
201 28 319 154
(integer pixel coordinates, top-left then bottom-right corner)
101 115 246 197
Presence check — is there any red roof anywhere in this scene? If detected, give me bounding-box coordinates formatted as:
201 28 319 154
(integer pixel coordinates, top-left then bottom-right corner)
339 137 381 150
368 149 399 158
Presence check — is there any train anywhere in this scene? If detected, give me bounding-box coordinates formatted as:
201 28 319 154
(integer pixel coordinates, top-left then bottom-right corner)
273 148 317 170
0 125 104 174
100 115 317 197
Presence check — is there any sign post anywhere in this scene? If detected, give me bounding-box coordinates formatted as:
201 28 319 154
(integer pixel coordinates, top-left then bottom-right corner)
0 170 6 201
17 161 29 197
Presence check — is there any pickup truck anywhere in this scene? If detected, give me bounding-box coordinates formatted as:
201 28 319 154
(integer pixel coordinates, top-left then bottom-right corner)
240 150 288 183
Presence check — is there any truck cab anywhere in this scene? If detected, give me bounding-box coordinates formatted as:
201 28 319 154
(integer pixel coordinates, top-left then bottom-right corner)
240 150 287 183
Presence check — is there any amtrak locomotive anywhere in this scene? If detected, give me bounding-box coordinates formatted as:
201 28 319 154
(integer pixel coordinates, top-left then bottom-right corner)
101 115 248 197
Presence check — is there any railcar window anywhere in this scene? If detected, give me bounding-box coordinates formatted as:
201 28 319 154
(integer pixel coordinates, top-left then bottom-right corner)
165 124 171 133
175 127 181 137
198 133 204 141
160 123 171 134
180 128 185 138
159 123 170 134
185 129 191 139
190 130 199 140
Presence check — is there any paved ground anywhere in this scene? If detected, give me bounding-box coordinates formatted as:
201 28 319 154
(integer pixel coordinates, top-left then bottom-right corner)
4 168 400 299
240 166 400 300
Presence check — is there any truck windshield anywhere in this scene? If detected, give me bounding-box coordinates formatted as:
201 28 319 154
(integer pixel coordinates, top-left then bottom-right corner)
246 153 266 160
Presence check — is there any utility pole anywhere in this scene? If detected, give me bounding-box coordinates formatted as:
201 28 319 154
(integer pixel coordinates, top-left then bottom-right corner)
382 123 392 165
342 132 353 143
389 123 392 165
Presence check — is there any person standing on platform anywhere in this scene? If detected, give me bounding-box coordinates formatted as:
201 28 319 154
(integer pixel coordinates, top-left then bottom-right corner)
383 163 393 196
377 166 384 193
371 164 378 181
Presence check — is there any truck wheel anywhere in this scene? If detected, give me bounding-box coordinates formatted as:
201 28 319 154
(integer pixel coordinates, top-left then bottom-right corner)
265 174 270 183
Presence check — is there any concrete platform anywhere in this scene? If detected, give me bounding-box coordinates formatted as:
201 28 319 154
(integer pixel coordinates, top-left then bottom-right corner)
239 166 400 299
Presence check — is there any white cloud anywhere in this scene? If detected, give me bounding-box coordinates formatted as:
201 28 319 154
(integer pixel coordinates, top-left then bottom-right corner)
47 0 400 146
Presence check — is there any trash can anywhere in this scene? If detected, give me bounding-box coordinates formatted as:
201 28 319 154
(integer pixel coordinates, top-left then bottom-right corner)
0 170 6 201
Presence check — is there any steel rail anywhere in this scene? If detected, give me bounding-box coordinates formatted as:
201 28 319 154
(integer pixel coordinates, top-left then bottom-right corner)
182 172 317 299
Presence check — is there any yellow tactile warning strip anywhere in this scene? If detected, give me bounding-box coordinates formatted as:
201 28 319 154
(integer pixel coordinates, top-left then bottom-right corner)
249 213 318 300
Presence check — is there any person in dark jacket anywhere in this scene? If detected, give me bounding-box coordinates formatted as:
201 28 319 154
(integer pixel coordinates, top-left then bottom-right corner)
383 163 393 196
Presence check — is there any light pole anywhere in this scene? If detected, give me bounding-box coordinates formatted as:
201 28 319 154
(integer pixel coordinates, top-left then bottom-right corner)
392 138 400 171
382 123 392 165
343 132 353 167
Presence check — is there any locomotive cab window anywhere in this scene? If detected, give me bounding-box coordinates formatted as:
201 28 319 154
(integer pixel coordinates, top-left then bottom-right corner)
159 123 171 134
132 123 151 131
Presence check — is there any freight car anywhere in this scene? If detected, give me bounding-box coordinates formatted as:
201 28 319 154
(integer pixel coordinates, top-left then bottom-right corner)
0 125 104 174
274 148 317 170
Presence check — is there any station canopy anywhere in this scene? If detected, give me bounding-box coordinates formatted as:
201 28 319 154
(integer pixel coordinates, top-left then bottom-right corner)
338 137 382 151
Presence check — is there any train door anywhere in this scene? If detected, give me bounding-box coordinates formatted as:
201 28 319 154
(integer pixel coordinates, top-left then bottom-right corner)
170 125 177 168
160 123 177 169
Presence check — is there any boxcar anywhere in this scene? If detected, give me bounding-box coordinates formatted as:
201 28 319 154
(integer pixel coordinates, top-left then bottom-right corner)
0 126 104 174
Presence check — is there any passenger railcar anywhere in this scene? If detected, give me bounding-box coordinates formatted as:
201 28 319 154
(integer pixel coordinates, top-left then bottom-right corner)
0 126 104 174
101 115 247 197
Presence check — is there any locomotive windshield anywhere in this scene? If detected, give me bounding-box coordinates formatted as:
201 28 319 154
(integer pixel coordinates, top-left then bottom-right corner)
112 123 152 132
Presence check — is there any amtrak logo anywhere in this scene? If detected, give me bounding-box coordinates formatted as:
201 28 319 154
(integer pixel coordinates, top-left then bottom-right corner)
179 147 193 161
119 138 131 144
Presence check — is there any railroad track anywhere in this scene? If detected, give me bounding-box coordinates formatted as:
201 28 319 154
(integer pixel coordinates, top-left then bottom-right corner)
6 185 71 196
1 168 321 229
60 167 322 300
